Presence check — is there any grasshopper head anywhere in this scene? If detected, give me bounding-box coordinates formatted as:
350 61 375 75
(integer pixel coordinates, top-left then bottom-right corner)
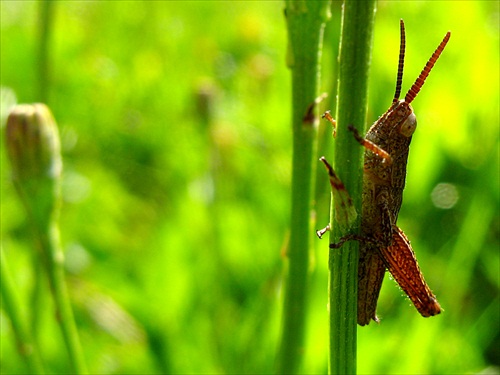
399 110 417 137
386 99 417 138
390 20 450 137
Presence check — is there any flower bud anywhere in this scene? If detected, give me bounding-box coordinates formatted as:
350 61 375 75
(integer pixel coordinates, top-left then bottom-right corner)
5 104 62 226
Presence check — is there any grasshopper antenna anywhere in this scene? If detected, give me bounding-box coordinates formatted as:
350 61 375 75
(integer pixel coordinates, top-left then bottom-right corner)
405 30 451 104
393 19 406 103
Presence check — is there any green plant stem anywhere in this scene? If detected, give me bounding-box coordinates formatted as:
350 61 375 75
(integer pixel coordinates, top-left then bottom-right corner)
30 256 44 351
33 221 88 374
0 248 45 374
38 0 55 103
276 1 331 374
329 1 376 374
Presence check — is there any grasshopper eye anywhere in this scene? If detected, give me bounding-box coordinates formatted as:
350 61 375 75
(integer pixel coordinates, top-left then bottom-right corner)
400 112 417 137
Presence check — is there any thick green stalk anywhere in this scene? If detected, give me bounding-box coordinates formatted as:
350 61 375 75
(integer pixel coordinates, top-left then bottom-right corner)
329 1 376 374
0 248 45 374
31 0 56 345
276 1 331 373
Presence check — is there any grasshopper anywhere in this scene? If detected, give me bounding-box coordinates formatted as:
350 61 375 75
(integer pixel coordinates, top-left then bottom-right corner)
320 20 450 325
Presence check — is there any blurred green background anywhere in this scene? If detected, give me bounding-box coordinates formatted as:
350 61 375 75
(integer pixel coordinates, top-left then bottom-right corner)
1 1 498 374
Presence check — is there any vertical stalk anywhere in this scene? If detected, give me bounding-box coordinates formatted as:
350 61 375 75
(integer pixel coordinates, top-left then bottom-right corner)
38 0 55 103
37 222 88 374
329 1 376 374
0 248 45 374
276 1 331 373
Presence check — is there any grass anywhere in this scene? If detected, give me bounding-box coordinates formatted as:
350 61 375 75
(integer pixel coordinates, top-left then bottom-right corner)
328 1 376 374
0 1 498 374
276 1 330 373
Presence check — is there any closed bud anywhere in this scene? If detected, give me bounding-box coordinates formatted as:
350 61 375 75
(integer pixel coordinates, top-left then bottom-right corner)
5 103 62 226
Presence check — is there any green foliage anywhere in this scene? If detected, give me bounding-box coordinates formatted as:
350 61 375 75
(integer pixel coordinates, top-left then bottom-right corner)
1 1 498 374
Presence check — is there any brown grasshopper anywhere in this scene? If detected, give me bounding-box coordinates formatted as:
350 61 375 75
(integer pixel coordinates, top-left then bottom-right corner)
320 20 450 325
